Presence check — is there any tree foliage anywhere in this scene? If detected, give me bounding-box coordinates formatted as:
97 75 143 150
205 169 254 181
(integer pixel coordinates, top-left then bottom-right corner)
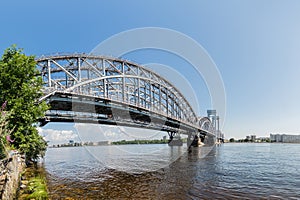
0 46 48 161
0 101 12 159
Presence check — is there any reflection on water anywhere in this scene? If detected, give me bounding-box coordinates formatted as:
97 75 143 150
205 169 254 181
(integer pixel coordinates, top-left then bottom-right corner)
45 143 300 199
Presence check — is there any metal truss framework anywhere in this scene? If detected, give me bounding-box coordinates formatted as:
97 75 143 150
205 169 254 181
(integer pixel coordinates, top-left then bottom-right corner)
36 54 215 136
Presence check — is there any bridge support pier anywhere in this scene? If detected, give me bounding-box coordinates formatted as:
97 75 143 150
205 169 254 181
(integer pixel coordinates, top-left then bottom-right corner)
188 132 205 148
191 135 200 147
216 137 224 144
187 134 193 148
168 131 183 146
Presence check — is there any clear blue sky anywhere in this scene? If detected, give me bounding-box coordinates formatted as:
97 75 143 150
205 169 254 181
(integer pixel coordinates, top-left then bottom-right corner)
1 0 300 140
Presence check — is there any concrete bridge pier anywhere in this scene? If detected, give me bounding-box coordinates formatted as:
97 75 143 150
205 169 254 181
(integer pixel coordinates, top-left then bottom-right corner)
187 134 193 148
191 135 200 147
187 132 202 148
167 131 183 146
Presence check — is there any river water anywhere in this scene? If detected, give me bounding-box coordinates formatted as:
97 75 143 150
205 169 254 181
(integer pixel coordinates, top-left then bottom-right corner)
44 143 300 199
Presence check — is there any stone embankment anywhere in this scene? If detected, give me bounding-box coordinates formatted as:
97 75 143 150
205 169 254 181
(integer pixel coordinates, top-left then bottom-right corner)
0 152 25 200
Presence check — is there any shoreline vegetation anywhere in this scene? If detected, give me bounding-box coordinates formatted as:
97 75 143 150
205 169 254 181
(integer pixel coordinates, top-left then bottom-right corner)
0 46 49 199
50 139 172 148
18 165 48 200
50 138 191 148
227 138 271 143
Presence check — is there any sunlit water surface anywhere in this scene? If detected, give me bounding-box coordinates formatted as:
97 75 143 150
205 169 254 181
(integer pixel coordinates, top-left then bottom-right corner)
45 143 300 199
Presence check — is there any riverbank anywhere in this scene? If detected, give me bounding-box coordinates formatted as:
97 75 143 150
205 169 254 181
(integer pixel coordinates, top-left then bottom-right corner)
0 152 48 200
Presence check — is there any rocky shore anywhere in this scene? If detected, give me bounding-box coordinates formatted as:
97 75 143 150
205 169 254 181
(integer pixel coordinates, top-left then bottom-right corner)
0 152 25 200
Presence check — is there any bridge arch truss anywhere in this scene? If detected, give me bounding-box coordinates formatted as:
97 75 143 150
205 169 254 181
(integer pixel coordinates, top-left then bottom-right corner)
37 54 198 123
36 53 220 142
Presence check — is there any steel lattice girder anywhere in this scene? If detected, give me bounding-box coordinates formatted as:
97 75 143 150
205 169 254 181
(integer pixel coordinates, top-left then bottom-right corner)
36 54 213 134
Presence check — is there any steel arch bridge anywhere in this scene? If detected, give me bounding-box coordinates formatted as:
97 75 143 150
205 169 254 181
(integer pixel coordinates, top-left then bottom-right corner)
36 54 222 146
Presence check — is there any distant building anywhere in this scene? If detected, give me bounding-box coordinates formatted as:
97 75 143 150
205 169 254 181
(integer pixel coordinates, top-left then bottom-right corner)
270 134 300 143
250 135 256 142
84 141 111 146
163 136 167 141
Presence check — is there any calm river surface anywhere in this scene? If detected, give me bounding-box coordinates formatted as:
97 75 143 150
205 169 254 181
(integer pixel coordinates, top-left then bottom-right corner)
44 143 300 199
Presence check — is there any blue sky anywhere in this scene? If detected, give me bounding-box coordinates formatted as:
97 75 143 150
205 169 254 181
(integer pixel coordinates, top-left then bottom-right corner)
1 0 300 140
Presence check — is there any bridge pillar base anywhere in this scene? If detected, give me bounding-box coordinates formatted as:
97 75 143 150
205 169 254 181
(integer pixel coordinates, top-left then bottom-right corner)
191 135 200 147
187 134 193 148
217 138 224 144
189 134 204 148
168 131 183 146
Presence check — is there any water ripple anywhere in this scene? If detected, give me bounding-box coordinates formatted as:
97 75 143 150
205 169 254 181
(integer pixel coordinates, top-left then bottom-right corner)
45 143 300 199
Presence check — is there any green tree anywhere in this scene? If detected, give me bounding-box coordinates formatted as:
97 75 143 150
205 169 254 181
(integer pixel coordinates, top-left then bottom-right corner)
0 101 12 159
229 138 235 143
0 46 48 161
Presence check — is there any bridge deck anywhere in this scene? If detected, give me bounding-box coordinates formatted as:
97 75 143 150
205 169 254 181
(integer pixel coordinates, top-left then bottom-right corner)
42 92 206 135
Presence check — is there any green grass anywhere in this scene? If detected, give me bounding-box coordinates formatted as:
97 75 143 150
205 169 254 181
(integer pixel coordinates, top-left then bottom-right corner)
18 167 49 200
25 176 48 200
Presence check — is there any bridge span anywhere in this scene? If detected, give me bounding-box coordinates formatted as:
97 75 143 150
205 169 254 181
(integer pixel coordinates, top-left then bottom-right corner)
36 54 223 146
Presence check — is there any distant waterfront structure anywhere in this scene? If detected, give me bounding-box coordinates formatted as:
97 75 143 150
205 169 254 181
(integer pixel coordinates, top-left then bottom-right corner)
51 141 111 148
207 109 224 143
270 134 300 143
250 135 256 142
227 136 270 143
244 135 258 142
